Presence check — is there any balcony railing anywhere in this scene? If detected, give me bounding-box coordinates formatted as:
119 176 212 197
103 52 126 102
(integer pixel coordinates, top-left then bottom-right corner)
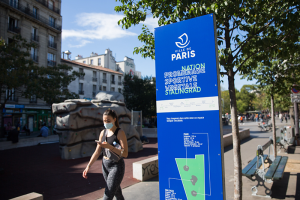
79 76 84 80
78 90 84 95
6 97 18 102
92 77 97 82
103 79 107 83
8 24 21 34
31 33 39 42
111 80 115 84
48 41 57 49
118 81 122 86
30 99 37 103
31 54 38 62
0 0 62 31
47 60 56 66
35 0 60 14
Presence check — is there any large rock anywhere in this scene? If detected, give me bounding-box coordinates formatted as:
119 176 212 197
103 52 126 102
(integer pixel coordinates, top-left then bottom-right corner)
52 92 143 160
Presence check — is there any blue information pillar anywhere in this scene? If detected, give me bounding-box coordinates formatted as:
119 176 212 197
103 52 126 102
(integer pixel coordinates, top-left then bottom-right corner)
155 14 225 200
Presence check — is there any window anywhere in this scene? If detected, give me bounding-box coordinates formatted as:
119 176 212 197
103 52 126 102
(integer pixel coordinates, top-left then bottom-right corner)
118 76 121 81
103 73 106 79
6 88 16 101
48 0 54 10
30 95 37 103
83 61 86 64
90 59 93 65
47 53 56 66
111 87 115 92
48 35 55 48
99 86 102 91
9 0 18 8
31 27 38 41
118 88 122 93
98 58 101 66
79 68 84 79
31 47 38 62
93 85 96 92
79 83 84 95
33 7 37 18
8 17 19 33
49 16 55 27
92 71 97 82
111 75 115 84
103 86 106 91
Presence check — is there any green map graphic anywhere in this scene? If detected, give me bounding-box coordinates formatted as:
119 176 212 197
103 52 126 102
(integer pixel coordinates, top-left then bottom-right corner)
176 155 205 200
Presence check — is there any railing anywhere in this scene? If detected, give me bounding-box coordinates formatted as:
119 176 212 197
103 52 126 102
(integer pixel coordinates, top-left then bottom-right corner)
103 79 107 83
8 24 21 34
79 76 84 80
48 41 57 49
78 90 84 95
111 80 115 84
30 99 37 103
6 97 18 102
47 60 56 66
0 0 62 31
31 33 39 42
118 81 122 86
31 54 38 62
92 77 97 82
35 0 60 14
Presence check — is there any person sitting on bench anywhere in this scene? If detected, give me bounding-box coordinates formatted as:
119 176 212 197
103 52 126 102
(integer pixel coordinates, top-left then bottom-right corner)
37 123 49 137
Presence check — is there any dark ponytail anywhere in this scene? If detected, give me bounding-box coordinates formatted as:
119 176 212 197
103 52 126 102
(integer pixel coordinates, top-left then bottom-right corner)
103 109 120 128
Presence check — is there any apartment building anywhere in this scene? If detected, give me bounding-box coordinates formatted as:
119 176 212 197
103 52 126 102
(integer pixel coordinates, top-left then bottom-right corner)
74 49 142 79
61 58 124 100
0 0 62 132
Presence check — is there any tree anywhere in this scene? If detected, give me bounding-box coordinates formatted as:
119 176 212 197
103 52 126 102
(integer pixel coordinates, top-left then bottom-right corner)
122 74 156 118
236 85 257 113
242 59 300 157
0 35 83 129
115 1 300 199
221 89 231 114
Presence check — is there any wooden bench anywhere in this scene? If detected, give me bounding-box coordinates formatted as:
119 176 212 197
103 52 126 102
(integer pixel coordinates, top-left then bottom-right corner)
242 137 288 198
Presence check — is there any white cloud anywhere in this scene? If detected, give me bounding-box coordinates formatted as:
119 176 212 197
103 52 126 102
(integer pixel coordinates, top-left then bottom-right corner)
68 40 92 48
62 13 137 41
141 17 159 32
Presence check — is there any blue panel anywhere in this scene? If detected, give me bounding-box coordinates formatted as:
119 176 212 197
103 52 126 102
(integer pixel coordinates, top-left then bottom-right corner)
155 14 224 200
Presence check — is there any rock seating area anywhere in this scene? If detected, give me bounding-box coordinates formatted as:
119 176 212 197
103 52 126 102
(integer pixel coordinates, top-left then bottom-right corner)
52 92 143 160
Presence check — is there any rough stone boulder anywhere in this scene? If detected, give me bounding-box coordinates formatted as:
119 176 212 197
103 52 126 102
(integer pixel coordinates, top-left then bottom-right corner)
52 91 143 160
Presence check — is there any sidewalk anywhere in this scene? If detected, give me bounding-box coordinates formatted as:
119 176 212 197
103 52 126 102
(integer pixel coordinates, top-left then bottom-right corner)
0 138 158 200
98 121 300 200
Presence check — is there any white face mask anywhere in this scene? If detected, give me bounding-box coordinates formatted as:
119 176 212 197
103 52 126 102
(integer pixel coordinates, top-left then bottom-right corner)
104 123 113 129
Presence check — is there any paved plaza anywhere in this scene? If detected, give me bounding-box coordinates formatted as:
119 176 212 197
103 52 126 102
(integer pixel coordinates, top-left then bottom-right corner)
1 118 299 200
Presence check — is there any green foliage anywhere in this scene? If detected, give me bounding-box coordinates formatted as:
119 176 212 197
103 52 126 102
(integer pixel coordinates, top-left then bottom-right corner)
221 89 230 114
0 35 83 107
122 74 156 118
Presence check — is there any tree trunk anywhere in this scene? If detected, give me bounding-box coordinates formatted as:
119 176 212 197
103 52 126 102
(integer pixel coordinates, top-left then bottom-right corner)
271 95 277 157
228 69 242 200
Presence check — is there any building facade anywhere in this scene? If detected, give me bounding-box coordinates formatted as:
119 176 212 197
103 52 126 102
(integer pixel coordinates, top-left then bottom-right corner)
74 49 142 79
61 59 124 100
0 0 62 132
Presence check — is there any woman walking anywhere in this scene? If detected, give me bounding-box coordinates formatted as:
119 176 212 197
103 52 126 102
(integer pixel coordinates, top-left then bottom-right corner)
83 109 128 200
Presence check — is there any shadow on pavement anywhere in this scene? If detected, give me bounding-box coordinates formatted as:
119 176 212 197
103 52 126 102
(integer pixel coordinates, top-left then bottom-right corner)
287 145 296 154
271 172 290 199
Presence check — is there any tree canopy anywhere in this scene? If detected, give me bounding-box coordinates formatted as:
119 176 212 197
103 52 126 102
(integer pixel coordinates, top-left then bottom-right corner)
122 74 156 118
0 35 83 127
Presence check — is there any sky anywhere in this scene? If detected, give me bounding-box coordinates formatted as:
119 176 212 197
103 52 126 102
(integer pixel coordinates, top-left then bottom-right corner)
61 0 257 91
